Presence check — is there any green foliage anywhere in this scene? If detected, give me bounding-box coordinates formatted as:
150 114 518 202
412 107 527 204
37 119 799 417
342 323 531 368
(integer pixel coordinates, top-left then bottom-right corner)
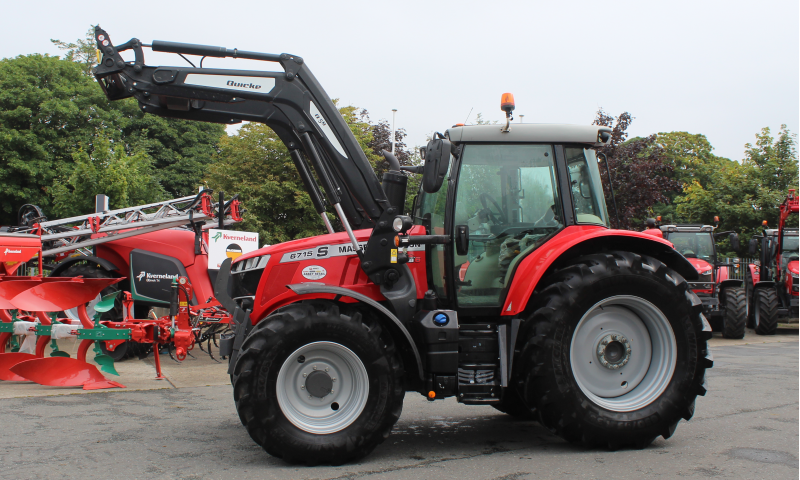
50 134 167 217
674 125 798 254
0 53 114 224
0 29 225 225
205 123 325 244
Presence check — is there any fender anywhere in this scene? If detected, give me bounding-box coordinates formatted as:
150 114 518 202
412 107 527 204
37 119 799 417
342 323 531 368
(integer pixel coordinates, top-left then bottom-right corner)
287 283 424 382
502 225 699 316
718 279 743 291
49 255 119 277
746 264 761 286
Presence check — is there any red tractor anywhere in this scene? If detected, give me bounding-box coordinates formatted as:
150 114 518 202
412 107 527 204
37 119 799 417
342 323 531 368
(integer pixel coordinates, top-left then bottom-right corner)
643 219 745 338
746 190 799 335
93 27 712 464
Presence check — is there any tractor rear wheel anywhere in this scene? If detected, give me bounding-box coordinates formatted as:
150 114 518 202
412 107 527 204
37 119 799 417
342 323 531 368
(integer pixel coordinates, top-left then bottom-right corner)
722 287 747 339
232 301 404 465
753 289 779 335
492 389 536 420
515 251 711 449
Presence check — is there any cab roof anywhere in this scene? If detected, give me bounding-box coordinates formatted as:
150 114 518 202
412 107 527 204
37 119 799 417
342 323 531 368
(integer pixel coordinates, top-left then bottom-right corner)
445 124 612 145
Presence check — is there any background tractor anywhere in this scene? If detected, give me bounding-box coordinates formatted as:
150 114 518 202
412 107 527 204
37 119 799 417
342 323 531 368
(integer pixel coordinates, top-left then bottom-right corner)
643 219 745 338
746 190 799 335
92 27 712 465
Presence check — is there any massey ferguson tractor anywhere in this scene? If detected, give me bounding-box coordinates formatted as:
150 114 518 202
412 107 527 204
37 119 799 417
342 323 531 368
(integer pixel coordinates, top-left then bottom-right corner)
90 27 712 464
746 190 799 335
643 219 746 338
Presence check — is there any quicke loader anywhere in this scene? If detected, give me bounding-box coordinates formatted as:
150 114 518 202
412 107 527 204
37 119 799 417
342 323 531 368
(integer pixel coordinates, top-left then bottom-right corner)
7 26 714 465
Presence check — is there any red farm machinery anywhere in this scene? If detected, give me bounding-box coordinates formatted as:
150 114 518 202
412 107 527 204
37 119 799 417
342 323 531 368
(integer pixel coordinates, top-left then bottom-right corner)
746 190 799 335
0 189 243 386
4 26 715 465
643 218 746 338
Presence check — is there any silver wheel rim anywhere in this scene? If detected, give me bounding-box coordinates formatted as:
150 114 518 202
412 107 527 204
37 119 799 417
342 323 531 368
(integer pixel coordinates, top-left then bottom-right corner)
276 341 369 434
63 294 101 322
570 295 677 412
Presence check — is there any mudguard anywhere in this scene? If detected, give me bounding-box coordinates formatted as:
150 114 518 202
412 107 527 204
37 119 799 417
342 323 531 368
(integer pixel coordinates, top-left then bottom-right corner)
502 225 700 316
50 256 119 277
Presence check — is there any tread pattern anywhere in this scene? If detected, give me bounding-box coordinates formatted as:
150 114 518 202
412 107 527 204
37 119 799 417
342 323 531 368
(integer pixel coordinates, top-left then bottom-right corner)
722 287 747 339
513 251 710 449
232 301 404 465
754 289 779 335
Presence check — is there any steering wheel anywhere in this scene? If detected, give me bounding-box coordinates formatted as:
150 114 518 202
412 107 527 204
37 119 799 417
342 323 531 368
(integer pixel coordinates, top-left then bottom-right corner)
479 193 507 224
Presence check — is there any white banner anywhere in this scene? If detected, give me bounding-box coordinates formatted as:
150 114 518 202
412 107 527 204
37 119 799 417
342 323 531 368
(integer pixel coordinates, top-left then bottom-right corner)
208 229 260 270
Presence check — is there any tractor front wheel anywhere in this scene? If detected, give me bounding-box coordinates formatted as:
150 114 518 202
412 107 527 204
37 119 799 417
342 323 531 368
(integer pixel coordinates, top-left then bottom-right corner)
516 251 711 449
721 287 747 339
753 289 779 335
232 301 404 465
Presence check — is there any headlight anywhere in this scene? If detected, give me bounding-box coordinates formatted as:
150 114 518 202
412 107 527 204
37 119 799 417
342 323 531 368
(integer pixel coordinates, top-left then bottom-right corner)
232 254 270 273
791 270 799 278
699 269 712 276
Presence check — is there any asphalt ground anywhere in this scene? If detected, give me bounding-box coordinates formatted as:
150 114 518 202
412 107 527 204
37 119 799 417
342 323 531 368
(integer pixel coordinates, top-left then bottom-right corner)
0 327 797 480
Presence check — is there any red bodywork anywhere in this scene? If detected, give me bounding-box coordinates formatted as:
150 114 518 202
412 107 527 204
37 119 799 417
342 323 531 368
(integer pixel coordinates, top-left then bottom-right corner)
238 224 675 322
95 228 215 305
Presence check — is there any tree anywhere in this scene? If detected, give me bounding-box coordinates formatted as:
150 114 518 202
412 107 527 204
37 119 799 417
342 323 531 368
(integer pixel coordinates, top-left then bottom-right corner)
675 125 799 252
205 123 323 244
651 131 733 224
593 110 681 230
50 134 167 217
0 54 115 224
52 28 227 198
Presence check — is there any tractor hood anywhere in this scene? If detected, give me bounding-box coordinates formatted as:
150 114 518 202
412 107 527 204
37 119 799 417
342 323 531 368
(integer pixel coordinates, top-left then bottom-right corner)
789 260 799 275
687 257 713 275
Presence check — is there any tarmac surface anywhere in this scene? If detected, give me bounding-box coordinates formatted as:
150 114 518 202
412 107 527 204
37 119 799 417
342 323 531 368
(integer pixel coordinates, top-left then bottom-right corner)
0 327 797 479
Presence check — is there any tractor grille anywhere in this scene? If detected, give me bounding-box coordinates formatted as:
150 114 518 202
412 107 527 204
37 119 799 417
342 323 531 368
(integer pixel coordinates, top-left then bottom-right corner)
457 324 500 403
457 368 495 384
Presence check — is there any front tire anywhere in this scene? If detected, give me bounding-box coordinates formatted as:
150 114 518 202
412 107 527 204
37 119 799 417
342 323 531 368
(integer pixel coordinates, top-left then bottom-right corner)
753 289 779 335
232 301 404 465
721 287 747 339
515 251 711 449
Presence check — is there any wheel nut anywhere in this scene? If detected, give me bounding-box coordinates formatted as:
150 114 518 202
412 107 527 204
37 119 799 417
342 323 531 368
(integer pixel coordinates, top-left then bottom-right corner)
303 373 307 377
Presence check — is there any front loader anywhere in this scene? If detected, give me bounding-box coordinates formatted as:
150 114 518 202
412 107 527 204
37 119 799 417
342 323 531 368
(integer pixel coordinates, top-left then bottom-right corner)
746 190 799 335
92 27 711 465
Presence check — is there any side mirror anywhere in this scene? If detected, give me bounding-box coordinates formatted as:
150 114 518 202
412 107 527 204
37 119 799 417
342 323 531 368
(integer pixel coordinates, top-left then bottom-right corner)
455 225 469 256
645 218 657 228
421 137 453 194
729 233 740 251
748 238 758 256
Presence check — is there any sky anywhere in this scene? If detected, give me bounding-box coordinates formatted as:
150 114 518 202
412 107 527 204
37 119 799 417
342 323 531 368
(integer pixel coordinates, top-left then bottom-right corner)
1 0 797 162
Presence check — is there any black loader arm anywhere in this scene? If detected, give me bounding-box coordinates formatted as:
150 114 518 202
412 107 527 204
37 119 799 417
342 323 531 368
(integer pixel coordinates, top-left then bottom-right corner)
92 26 419 298
92 26 387 230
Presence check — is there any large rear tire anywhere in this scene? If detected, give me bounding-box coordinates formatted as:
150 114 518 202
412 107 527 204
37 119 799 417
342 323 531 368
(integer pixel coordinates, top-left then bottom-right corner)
753 289 779 335
492 389 536 420
232 301 404 465
515 251 711 449
721 287 746 339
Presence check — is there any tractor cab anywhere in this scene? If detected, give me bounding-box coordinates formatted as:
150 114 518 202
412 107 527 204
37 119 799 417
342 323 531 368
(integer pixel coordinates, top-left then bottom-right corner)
414 127 609 309
659 224 717 293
